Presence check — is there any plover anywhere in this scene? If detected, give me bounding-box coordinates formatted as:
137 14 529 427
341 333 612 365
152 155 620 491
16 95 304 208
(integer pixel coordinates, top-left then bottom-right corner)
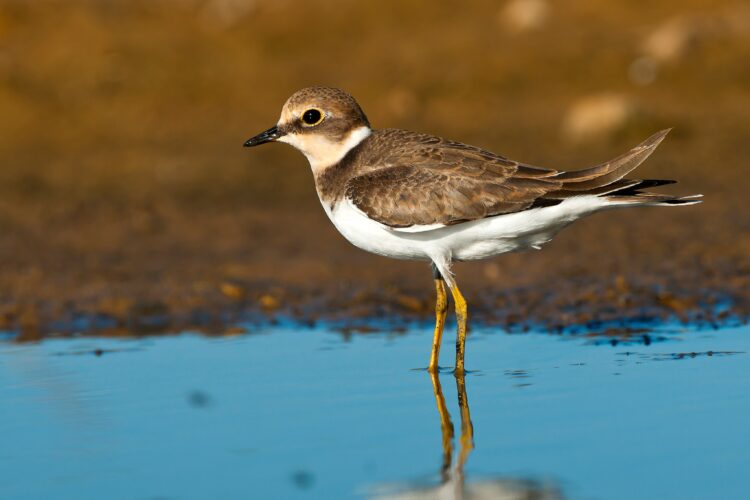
244 87 700 375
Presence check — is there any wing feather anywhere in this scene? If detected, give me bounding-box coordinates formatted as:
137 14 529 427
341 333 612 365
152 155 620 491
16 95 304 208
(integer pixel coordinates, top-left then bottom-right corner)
343 129 672 229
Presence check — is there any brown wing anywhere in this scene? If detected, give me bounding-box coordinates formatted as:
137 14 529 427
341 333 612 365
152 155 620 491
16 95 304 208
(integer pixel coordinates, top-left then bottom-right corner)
345 129 672 228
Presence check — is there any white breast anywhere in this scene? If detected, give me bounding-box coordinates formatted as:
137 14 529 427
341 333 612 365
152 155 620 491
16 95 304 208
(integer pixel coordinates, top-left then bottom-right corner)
323 199 430 260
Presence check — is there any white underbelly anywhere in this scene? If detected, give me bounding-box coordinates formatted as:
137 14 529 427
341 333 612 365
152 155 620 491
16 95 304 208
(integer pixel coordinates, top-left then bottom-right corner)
323 196 608 262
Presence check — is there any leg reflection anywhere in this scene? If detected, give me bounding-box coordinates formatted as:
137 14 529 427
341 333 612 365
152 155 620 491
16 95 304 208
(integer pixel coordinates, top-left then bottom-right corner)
429 371 454 482
455 372 474 473
429 371 474 486
374 374 561 498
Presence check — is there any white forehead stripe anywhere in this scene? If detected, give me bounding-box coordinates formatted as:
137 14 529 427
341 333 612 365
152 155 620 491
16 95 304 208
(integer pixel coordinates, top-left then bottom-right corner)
278 126 371 173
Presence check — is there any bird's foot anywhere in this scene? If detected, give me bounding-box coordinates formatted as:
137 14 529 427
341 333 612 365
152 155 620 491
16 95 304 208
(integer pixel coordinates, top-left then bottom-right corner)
450 367 480 377
411 365 453 374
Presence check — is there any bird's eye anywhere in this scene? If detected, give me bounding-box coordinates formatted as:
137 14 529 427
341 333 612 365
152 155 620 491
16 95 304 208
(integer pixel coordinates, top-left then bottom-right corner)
301 108 324 126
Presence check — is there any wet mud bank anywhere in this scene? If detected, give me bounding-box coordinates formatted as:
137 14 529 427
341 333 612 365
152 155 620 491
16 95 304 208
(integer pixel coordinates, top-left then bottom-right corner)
2 270 746 343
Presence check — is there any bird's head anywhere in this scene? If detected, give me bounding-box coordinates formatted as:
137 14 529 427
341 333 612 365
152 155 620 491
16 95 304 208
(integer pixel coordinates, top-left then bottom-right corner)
244 87 372 173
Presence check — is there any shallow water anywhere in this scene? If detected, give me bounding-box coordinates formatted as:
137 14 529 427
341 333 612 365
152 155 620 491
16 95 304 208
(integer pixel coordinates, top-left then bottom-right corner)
1 321 749 499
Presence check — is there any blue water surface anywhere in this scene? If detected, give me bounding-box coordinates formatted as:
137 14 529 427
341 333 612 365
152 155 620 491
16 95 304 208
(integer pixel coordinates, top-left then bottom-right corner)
1 321 749 499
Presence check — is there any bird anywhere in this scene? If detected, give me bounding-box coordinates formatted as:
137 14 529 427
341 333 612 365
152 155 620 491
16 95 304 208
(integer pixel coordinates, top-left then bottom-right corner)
243 87 700 375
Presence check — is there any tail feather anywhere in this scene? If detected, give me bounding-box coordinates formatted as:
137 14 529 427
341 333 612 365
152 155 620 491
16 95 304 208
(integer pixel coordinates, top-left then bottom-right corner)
545 178 687 200
626 179 677 190
554 129 671 191
535 129 701 207
605 193 703 206
545 178 641 199
603 176 701 208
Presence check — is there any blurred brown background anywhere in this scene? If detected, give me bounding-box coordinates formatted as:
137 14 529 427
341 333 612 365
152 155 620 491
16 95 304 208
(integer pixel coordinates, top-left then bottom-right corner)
1 0 748 333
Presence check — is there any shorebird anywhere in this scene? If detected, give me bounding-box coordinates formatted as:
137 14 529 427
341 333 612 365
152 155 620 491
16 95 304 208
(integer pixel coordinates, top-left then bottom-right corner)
243 87 700 375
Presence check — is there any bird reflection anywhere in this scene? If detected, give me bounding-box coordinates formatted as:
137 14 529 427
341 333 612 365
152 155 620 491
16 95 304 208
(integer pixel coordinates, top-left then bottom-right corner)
372 372 562 500
431 371 473 488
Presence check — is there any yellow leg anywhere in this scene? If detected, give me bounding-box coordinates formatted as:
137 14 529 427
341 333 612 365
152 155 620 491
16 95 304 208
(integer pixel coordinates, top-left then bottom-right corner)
428 278 448 373
450 284 468 375
429 371 454 482
455 372 474 472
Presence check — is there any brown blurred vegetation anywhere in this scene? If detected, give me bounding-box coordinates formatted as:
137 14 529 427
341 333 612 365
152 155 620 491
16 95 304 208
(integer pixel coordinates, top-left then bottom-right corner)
0 0 749 335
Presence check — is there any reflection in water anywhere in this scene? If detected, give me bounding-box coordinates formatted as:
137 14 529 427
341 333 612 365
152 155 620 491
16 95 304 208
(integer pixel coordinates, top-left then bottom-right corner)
373 373 562 500
432 372 473 489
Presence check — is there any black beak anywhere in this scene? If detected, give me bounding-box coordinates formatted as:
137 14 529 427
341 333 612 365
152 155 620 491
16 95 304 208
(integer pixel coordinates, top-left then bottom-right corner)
243 126 283 147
